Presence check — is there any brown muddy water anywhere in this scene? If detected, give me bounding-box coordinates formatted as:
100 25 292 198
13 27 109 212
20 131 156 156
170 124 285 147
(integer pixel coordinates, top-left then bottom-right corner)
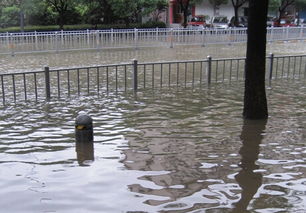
0 41 306 74
0 79 305 212
0 43 306 212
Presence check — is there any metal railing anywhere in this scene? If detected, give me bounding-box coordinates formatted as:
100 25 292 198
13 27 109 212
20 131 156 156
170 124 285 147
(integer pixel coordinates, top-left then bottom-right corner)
1 27 306 54
0 54 305 106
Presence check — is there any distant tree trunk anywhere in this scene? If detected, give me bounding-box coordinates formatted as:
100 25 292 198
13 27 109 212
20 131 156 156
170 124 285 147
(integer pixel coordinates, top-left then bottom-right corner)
276 0 295 26
178 0 190 28
243 0 268 119
231 0 247 27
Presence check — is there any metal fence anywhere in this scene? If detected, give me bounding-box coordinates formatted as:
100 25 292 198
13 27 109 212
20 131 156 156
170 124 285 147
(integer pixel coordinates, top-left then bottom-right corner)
1 27 306 54
0 54 305 105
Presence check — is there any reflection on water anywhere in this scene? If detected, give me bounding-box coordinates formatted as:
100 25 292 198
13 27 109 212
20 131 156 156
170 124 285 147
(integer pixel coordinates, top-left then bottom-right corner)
76 141 94 166
233 119 266 212
0 80 305 212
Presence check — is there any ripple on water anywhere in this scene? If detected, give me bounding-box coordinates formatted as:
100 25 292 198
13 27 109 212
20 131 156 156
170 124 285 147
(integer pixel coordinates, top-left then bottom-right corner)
0 80 305 212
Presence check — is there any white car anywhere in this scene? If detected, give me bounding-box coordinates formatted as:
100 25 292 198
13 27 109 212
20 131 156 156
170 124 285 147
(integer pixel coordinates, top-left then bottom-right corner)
210 16 229 29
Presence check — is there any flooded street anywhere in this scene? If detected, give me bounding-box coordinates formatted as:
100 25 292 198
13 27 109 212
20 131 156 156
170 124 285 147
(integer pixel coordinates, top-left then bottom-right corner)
0 42 305 212
0 79 305 212
1 41 306 74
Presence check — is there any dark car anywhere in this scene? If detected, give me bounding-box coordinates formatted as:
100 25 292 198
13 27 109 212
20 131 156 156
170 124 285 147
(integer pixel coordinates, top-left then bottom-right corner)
229 16 248 27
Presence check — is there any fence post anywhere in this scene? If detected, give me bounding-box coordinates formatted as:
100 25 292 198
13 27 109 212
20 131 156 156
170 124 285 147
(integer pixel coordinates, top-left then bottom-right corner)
133 59 138 92
202 26 205 47
207 56 212 85
170 28 174 48
87 29 90 46
96 30 99 49
34 31 38 50
45 67 51 101
269 53 274 84
9 33 14 56
134 28 138 49
111 28 114 44
55 31 59 53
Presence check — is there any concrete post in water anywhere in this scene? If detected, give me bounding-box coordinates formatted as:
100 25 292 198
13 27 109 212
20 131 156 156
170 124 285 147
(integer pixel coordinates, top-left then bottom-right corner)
75 114 93 143
75 114 94 165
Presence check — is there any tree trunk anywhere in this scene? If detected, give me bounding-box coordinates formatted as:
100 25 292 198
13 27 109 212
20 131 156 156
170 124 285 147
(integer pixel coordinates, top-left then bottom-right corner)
234 6 239 26
243 0 268 120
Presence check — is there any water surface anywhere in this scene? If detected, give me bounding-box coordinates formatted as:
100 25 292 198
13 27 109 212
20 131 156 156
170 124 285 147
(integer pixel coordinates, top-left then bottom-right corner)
0 79 305 212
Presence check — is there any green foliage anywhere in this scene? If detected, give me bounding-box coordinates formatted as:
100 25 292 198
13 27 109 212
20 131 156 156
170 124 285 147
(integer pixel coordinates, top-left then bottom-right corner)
209 0 228 6
140 21 166 28
0 5 20 27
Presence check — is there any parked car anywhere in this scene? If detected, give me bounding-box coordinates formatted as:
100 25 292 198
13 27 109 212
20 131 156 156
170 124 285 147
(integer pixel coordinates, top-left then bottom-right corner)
210 16 229 29
273 18 296 27
267 16 274 27
187 16 206 28
229 16 248 27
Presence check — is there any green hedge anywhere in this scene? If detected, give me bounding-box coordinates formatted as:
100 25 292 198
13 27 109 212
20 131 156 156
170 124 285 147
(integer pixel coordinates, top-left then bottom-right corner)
0 21 167 33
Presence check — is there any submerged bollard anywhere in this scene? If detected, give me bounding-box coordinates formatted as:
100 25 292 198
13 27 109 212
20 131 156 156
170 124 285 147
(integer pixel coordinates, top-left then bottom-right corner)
75 114 94 166
75 114 93 143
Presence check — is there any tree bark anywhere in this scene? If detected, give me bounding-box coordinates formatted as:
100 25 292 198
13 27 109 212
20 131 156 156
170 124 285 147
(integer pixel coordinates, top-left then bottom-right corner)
243 0 268 119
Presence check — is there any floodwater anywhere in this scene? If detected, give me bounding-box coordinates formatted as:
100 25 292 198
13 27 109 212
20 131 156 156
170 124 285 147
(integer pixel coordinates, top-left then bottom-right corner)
0 43 306 212
1 41 306 74
0 79 305 212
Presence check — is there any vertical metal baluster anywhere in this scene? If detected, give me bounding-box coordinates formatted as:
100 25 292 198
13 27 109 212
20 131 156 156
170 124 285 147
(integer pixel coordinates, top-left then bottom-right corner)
293 56 297 78
281 57 285 78
77 69 80 96
177 63 179 87
12 75 16 102
143 65 146 89
152 64 155 89
215 61 219 82
184 62 187 87
45 67 51 101
207 56 212 85
1 75 4 105
34 73 38 101
97 67 100 94
222 60 226 82
275 57 279 79
67 70 70 97
57 70 60 98
298 56 302 77
23 73 27 101
168 63 171 87
191 62 195 87
236 59 240 81
287 56 291 79
115 66 118 92
106 67 109 93
229 59 233 82
160 64 163 88
87 68 90 95
124 65 127 92
199 61 203 86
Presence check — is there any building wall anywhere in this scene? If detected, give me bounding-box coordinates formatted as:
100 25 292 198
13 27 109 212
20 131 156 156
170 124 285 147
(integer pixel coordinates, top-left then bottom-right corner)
194 1 247 21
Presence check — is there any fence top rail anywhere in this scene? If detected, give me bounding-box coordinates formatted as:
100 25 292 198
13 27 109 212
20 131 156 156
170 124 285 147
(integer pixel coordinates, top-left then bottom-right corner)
1 26 306 37
0 70 45 77
0 54 305 77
